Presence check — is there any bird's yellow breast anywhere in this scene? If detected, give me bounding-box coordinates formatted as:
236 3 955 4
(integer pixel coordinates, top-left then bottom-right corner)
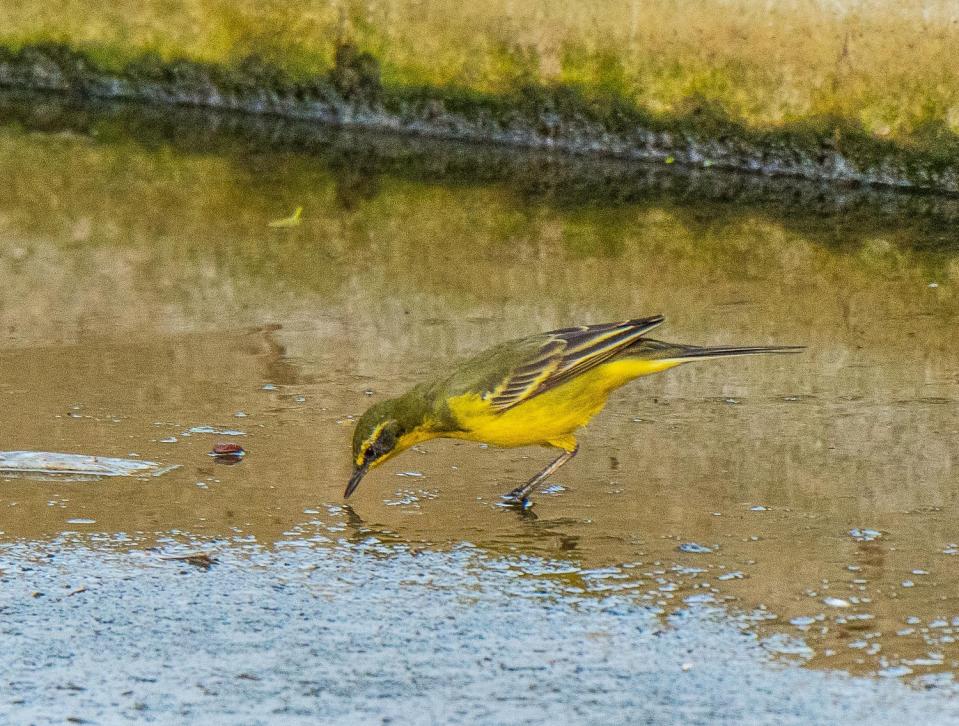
446 357 681 448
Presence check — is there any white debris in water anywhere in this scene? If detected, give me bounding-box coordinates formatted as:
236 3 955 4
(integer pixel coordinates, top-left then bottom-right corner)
901 580 915 588
184 426 246 436
849 528 882 542
395 471 424 478
928 282 939 288
0 451 177 478
66 518 96 525
159 437 178 444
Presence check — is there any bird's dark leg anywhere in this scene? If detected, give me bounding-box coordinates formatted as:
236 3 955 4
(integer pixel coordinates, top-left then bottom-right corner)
503 445 579 505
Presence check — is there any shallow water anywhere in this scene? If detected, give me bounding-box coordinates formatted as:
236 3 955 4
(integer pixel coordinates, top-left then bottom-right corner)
2 94 959 682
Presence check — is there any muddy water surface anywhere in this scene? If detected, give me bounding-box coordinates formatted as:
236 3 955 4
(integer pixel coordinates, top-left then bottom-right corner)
2 97 959 682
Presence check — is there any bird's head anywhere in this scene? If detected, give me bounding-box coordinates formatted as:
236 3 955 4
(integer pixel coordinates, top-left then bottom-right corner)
346 400 408 498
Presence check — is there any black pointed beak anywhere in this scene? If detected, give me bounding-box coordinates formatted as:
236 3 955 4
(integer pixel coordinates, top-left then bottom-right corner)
345 464 369 498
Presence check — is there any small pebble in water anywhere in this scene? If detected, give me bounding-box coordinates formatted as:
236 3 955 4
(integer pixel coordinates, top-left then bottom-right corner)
210 443 245 464
212 443 244 456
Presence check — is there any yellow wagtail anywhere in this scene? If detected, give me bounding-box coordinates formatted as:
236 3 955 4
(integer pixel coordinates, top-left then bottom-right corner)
347 315 801 504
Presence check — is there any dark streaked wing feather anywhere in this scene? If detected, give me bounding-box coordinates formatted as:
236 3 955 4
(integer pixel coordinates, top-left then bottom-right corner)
486 316 665 411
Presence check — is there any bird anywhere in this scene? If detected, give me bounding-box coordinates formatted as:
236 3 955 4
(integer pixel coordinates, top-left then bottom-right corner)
346 315 801 505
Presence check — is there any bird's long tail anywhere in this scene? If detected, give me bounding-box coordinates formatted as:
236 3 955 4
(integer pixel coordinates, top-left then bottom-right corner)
625 338 804 362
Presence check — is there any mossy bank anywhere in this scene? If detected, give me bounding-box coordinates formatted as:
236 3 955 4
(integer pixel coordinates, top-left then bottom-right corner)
2 1 959 191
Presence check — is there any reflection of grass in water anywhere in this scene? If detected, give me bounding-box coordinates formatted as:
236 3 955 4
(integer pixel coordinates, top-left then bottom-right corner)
1 119 958 313
3 0 959 144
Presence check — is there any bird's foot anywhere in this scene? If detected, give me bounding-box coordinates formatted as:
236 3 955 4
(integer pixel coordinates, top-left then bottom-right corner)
498 489 534 511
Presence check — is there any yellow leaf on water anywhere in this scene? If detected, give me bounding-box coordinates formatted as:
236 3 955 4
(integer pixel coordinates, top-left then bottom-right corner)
268 206 303 228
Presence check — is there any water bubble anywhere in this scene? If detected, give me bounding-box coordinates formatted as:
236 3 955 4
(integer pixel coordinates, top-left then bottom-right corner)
717 571 744 581
878 665 913 678
822 596 851 608
677 542 714 554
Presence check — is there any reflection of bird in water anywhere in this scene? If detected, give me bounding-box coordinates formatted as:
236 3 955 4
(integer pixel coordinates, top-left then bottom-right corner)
347 315 801 507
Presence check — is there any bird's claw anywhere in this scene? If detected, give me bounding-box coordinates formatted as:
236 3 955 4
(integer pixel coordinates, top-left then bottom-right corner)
498 492 534 510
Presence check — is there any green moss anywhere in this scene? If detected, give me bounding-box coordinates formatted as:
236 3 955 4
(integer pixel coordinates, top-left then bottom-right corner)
1 41 959 193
